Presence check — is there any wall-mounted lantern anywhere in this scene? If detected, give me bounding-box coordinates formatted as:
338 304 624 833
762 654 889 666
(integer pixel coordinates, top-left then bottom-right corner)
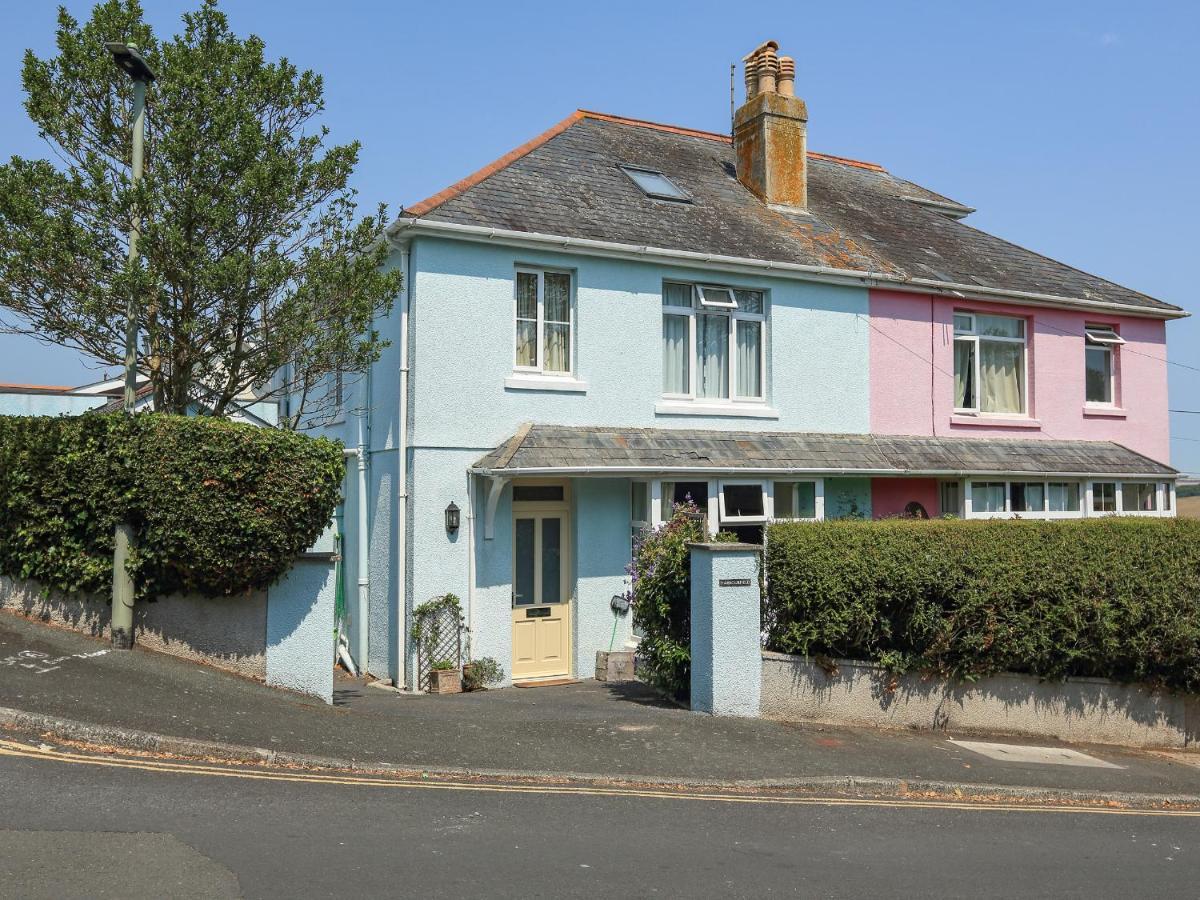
445 501 460 534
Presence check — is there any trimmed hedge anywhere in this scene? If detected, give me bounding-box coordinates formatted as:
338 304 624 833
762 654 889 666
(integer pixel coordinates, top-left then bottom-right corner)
0 413 343 600
765 518 1200 691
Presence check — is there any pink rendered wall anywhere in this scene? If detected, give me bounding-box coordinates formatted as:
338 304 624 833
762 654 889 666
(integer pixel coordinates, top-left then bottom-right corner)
868 289 1172 465
872 478 940 518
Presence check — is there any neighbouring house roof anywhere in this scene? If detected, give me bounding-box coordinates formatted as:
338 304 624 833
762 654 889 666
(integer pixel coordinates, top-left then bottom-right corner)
402 110 1181 316
0 383 75 394
473 425 1176 478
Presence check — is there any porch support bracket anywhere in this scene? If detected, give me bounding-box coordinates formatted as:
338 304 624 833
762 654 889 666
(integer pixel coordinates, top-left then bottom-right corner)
484 475 509 540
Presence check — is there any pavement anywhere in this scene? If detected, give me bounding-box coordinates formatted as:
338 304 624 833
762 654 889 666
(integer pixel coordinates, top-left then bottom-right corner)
1 736 1196 899
4 611 1200 804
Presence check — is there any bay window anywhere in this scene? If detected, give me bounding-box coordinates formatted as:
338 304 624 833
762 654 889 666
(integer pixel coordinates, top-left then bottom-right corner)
1084 325 1123 405
954 312 1027 415
515 268 572 375
663 282 766 403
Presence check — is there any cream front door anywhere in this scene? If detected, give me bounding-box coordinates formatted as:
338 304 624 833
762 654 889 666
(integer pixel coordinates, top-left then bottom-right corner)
511 502 570 681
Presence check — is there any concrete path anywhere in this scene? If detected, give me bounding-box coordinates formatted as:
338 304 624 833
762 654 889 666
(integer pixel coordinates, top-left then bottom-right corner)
3 612 1200 803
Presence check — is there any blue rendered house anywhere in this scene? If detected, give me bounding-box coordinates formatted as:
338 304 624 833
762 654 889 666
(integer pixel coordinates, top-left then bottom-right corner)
303 44 1182 689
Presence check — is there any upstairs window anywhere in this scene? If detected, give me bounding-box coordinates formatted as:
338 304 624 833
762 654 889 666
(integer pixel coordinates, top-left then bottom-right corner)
954 312 1027 415
1084 325 1123 405
619 165 690 202
662 282 766 402
515 268 572 375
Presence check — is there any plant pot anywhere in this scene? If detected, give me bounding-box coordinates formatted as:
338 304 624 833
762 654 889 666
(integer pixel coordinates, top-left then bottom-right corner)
428 667 462 694
462 663 482 692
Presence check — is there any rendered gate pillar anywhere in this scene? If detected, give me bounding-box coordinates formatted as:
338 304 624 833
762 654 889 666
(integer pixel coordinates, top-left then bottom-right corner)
688 543 762 717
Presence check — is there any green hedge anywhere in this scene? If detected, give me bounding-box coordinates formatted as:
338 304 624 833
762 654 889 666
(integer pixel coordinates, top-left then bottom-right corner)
0 413 343 600
765 518 1200 691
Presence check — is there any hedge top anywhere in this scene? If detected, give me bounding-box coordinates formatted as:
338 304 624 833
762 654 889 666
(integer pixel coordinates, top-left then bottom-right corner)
0 413 344 600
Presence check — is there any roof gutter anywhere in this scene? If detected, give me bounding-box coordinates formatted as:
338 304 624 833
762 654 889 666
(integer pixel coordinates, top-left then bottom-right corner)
470 464 1178 480
387 217 1189 321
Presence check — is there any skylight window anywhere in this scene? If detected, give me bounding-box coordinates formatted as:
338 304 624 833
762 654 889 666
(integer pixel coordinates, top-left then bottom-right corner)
619 165 690 202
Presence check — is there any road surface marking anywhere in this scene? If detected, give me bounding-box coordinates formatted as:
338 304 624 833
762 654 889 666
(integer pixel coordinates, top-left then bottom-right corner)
0 648 110 676
0 738 1192 817
950 740 1124 769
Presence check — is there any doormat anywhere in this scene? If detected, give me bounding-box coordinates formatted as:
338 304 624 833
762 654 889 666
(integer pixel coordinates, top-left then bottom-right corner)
514 677 580 689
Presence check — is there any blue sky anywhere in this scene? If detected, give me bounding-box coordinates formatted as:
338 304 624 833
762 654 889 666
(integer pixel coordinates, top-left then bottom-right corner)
2 1 1197 472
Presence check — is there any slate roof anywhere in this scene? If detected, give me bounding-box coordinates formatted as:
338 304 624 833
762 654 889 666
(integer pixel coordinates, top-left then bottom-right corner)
473 425 1176 478
406 111 1180 315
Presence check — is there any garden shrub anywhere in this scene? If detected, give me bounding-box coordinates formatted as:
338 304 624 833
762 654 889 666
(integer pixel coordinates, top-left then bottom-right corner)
765 517 1200 691
0 413 343 600
628 504 710 699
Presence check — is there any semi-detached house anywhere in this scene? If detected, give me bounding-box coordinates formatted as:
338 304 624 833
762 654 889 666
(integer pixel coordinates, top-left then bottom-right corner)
306 40 1185 690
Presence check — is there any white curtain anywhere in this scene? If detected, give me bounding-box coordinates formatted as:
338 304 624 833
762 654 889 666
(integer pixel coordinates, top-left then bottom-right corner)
544 324 569 372
543 273 570 372
662 315 689 394
954 340 975 408
736 320 761 398
515 273 538 367
697 314 728 399
972 482 1006 513
980 341 1023 413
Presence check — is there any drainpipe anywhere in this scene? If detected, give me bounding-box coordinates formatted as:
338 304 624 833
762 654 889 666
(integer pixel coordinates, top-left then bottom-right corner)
465 470 475 657
341 447 368 674
395 240 412 689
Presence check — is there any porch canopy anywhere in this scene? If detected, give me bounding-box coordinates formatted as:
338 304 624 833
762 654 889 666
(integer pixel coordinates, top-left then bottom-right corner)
472 424 1176 479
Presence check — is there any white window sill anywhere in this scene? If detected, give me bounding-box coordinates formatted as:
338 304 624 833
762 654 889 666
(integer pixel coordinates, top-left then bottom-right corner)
656 401 779 419
1082 405 1127 419
950 414 1041 429
504 374 588 393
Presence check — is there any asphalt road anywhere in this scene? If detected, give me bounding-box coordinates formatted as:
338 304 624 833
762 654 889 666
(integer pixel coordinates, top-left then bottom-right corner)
0 735 1195 899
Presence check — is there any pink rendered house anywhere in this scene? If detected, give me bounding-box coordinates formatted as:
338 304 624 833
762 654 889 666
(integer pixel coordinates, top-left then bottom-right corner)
869 288 1175 519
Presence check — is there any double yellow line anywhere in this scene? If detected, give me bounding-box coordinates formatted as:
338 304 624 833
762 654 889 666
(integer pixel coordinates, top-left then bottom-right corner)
1 738 1195 817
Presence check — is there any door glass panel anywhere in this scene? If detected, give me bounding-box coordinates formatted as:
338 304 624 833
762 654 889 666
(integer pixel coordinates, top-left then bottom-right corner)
513 485 564 502
514 518 535 606
541 517 561 605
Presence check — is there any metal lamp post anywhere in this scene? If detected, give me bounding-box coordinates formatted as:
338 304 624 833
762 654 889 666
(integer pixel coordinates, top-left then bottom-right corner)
105 41 156 649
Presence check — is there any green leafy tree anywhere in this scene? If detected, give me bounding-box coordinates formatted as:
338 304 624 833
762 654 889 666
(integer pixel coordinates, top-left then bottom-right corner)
0 1 400 426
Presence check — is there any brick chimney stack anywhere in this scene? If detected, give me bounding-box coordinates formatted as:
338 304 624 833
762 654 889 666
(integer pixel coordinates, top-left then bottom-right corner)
733 41 807 209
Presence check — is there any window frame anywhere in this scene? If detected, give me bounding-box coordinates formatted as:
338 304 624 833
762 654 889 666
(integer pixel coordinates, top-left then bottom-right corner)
717 480 768 524
965 479 1085 519
618 164 691 202
953 310 1029 416
770 479 824 521
1084 324 1123 407
661 281 767 404
513 266 574 377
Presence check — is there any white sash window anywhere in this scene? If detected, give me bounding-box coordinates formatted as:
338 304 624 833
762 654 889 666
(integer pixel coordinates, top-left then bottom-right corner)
662 282 766 403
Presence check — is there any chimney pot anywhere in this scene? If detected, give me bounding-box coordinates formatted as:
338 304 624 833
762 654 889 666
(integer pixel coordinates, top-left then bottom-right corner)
756 48 779 95
778 56 796 97
744 55 759 100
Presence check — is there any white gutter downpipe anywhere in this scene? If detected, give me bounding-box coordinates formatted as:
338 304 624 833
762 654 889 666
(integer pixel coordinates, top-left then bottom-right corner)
341 446 370 672
395 240 412 690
